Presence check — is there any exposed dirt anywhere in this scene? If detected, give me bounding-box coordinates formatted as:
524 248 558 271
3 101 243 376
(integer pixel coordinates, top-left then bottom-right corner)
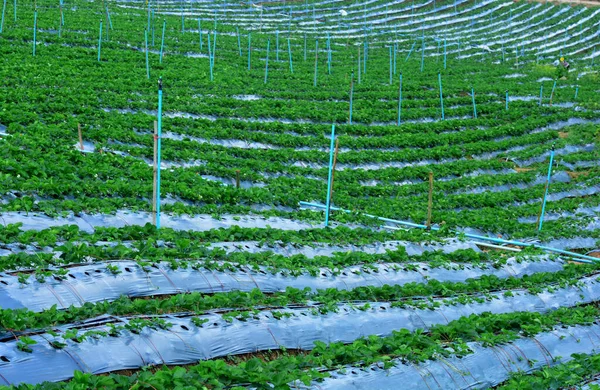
567 170 590 179
558 131 569 139
515 167 535 173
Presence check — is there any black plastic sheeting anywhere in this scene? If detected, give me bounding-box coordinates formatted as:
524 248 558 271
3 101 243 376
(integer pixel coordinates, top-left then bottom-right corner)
298 323 600 390
0 257 564 312
0 274 599 385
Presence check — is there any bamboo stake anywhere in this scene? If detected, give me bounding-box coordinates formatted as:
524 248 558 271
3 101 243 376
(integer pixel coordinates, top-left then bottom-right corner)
152 120 158 226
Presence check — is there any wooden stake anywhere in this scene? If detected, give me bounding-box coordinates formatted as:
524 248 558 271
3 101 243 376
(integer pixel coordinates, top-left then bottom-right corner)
152 120 158 226
77 123 84 151
329 137 340 202
235 170 240 188
426 171 433 229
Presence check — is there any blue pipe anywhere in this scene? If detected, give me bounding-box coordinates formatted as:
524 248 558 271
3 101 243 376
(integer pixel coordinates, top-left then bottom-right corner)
207 32 213 81
288 38 293 73
393 43 397 74
539 84 543 106
247 32 251 70
389 46 392 85
550 80 557 103
0 0 6 34
538 146 555 231
471 87 477 119
575 86 579 99
438 72 444 120
97 21 102 61
505 90 509 110
324 124 336 227
264 38 270 84
156 79 163 229
420 37 425 72
397 73 402 125
160 20 165 64
298 201 597 263
32 9 36 56
145 29 150 79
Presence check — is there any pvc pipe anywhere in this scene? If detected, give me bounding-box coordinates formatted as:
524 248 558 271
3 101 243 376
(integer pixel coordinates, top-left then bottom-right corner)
471 87 477 119
420 37 425 72
287 38 293 73
397 73 403 126
443 38 447 70
550 80 557 103
160 20 165 64
156 79 163 230
538 146 555 232
264 38 270 84
303 33 307 62
236 26 241 56
145 29 150 79
349 71 354 124
438 72 444 120
314 39 318 87
199 18 202 51
211 30 216 66
575 87 579 100
324 125 336 227
298 202 597 263
207 32 213 81
247 32 251 70
106 5 113 30
32 9 36 56
405 41 416 62
0 0 6 34
539 84 543 106
275 30 279 62
505 90 509 110
389 46 392 85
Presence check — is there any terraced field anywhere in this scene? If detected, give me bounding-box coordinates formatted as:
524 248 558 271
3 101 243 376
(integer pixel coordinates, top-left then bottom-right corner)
0 0 599 388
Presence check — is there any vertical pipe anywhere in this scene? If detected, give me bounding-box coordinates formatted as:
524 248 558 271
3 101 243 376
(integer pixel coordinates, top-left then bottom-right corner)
389 46 392 85
393 43 397 74
363 39 367 74
236 26 242 56
287 37 293 73
152 120 158 226
549 80 557 105
106 5 113 30
264 38 270 84
314 39 318 87
471 87 477 119
156 79 163 229
349 71 354 124
438 72 444 120
145 29 150 79
505 90 509 110
198 18 202 51
537 146 555 231
324 124 336 227
247 32 251 70
397 73 402 125
32 9 37 56
152 10 155 47
211 30 216 66
574 86 579 99
275 30 279 61
358 46 361 84
420 37 425 72
443 38 447 70
303 33 307 62
160 19 165 64
0 0 6 34
539 84 543 106
208 32 213 81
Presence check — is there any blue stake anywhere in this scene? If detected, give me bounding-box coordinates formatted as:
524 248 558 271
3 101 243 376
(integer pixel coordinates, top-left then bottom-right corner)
349 71 354 124
575 86 579 99
212 30 216 65
156 78 163 229
199 19 203 51
539 84 543 106
32 9 36 56
438 72 444 120
550 80 557 104
314 39 318 87
443 38 447 69
538 145 555 231
303 33 307 61
145 29 150 79
236 26 241 56
207 32 213 81
97 21 103 61
264 38 270 84
247 32 251 70
324 124 336 227
389 46 392 85
405 41 416 61
106 5 113 30
160 19 165 64
397 73 403 125
420 37 425 72
505 90 509 110
0 0 6 34
275 29 279 61
471 87 477 119
287 37 293 73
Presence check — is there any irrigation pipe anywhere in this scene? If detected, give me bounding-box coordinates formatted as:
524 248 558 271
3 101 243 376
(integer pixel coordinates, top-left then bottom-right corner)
298 201 598 263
